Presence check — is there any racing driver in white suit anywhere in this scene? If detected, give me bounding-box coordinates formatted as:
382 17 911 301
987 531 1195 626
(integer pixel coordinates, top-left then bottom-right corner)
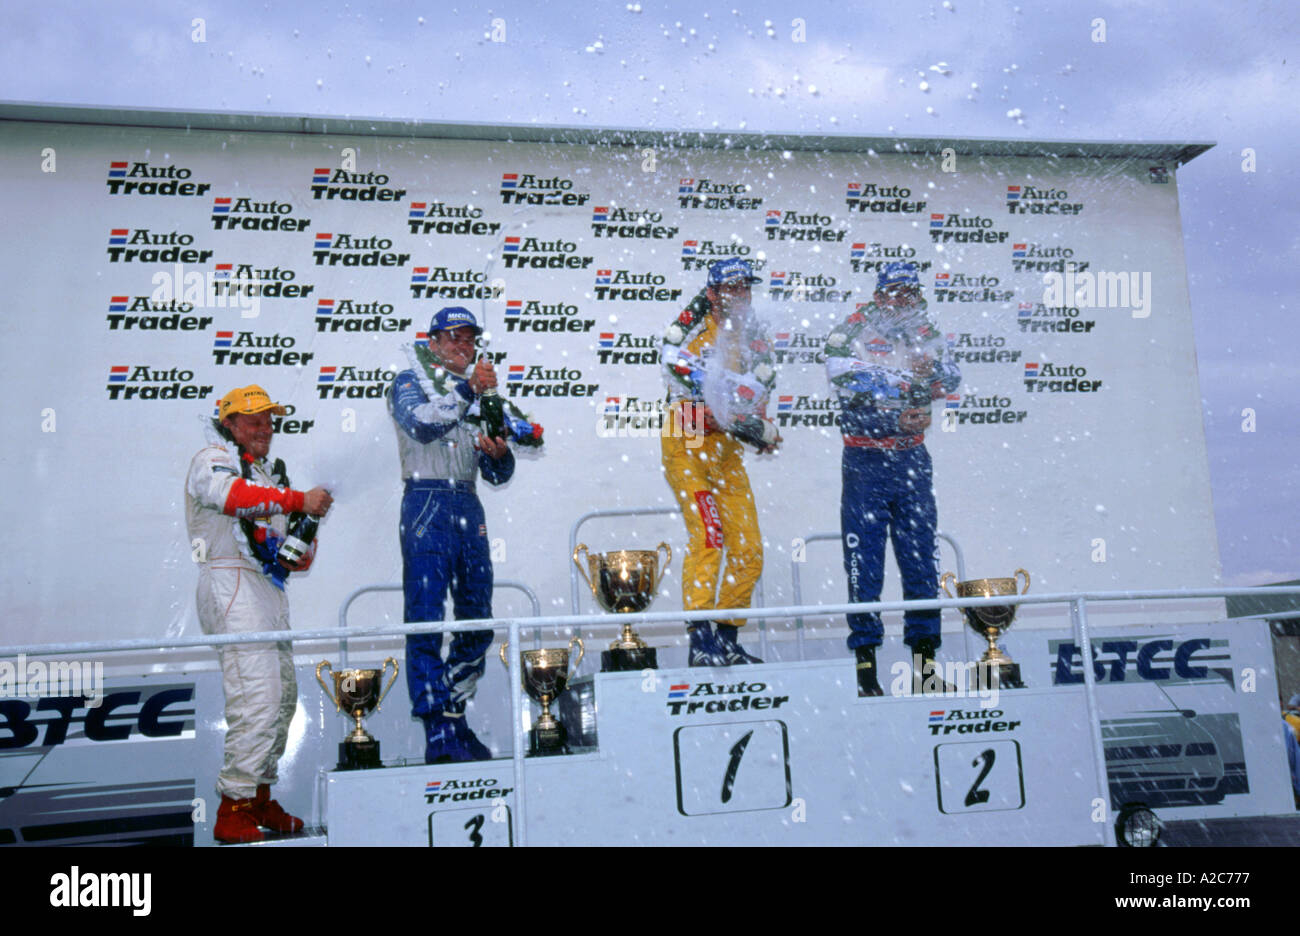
185 385 332 843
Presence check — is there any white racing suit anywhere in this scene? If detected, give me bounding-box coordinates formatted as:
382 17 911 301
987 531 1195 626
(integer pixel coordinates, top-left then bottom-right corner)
185 423 312 800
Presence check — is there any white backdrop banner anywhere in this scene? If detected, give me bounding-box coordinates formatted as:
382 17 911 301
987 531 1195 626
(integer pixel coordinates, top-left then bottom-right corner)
0 116 1220 648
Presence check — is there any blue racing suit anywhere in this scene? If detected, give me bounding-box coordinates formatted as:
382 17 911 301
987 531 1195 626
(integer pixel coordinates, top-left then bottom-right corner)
389 362 514 719
824 302 960 651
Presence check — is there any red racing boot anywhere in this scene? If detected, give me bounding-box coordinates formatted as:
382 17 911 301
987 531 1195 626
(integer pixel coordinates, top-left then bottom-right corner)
214 795 264 844
250 784 304 834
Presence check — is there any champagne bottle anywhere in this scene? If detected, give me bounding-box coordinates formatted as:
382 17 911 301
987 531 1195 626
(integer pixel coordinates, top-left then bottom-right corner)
277 512 319 565
480 387 506 440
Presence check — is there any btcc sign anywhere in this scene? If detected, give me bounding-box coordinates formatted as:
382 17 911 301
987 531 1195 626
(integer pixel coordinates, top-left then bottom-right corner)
1050 638 1231 686
0 685 195 748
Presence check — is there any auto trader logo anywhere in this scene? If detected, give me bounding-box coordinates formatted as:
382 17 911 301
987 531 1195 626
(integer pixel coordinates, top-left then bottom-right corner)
844 181 927 214
406 201 501 236
498 172 591 206
309 168 407 202
106 160 212 197
665 680 790 716
1006 184 1084 216
677 178 762 210
210 196 310 232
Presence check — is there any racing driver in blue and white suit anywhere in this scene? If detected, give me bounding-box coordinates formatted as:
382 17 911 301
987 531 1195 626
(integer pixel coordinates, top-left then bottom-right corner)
389 306 540 763
824 263 961 697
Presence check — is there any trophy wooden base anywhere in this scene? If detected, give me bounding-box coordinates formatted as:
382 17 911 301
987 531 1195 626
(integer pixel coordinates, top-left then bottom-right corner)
338 737 382 770
528 723 569 757
601 646 658 672
978 659 1026 690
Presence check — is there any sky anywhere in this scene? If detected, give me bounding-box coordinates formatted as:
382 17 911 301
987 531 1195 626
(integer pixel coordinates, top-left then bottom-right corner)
3 0 1296 586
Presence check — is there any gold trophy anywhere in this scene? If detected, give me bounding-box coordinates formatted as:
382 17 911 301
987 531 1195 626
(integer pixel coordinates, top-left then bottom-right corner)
940 570 1030 690
499 638 585 756
573 542 670 672
316 658 399 769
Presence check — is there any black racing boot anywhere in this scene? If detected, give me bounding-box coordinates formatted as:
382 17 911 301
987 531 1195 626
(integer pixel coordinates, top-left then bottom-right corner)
912 638 957 695
855 646 884 697
688 623 729 667
714 623 763 665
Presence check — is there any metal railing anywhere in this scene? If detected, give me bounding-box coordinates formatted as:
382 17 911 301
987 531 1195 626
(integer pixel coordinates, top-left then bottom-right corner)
567 505 772 661
4 586 1298 847
336 579 542 666
333 579 541 834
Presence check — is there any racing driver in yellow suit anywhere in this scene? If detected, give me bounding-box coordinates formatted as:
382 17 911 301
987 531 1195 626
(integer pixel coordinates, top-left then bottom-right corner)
660 257 780 666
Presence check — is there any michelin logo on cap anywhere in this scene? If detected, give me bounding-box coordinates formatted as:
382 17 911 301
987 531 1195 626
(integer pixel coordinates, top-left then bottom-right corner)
428 306 482 334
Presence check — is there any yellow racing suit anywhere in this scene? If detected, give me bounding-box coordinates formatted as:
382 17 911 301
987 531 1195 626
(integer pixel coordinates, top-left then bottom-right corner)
659 291 776 628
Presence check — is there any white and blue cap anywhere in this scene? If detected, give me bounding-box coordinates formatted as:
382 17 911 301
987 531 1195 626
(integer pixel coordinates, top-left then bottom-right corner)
707 257 762 287
877 261 921 291
428 306 482 335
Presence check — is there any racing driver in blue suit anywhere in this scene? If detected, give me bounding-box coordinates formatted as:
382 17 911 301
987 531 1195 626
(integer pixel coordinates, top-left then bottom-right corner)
824 263 961 697
389 306 541 762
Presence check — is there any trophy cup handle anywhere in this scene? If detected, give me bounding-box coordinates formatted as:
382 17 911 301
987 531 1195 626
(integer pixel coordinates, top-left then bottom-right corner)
315 661 341 712
498 642 510 669
1015 568 1031 594
375 657 400 711
939 572 956 598
568 636 585 677
572 544 594 590
656 541 672 574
